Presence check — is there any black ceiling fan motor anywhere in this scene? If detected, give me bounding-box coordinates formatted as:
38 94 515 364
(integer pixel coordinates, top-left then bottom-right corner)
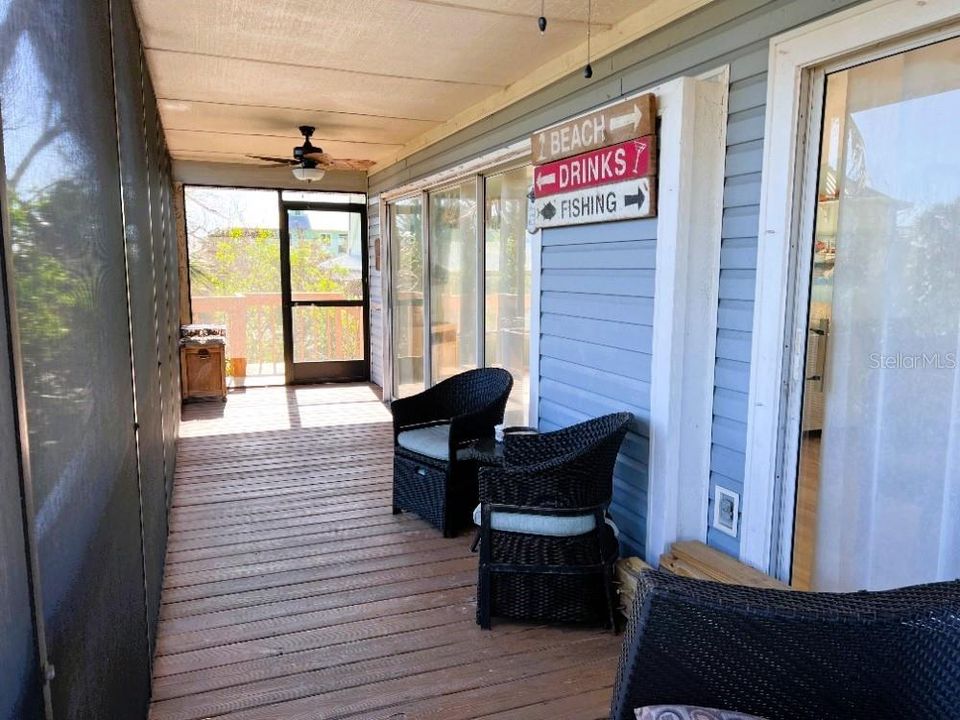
293 125 322 162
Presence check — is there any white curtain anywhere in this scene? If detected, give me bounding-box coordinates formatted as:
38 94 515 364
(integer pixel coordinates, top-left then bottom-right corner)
812 38 960 591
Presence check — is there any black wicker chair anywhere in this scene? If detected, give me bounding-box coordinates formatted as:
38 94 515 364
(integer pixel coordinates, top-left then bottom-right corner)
391 367 513 537
474 412 632 629
611 569 960 720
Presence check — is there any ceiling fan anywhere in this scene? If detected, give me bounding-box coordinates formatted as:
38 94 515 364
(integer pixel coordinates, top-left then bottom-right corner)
247 125 376 181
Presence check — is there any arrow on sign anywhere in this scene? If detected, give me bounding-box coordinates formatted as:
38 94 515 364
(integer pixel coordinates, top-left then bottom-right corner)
610 103 643 133
624 185 646 208
535 172 556 191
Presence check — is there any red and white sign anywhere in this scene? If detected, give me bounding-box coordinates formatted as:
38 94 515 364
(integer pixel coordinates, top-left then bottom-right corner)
533 136 656 199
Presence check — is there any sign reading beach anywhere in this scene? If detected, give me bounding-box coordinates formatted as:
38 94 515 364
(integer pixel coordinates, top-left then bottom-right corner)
532 94 656 164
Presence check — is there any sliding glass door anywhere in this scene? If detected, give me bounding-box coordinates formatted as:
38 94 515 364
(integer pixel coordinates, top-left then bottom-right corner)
388 164 535 424
390 197 425 398
429 179 479 383
485 166 534 425
789 36 960 592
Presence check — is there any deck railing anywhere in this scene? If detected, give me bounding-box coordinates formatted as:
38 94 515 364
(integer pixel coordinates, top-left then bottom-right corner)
191 292 361 375
191 291 526 381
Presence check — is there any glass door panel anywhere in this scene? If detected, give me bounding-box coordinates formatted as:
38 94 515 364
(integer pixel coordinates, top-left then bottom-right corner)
390 197 425 398
429 179 478 383
793 36 960 592
281 204 368 383
485 166 534 425
289 209 364 300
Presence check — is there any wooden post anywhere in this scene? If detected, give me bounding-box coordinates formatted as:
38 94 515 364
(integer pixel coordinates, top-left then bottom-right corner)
173 182 191 325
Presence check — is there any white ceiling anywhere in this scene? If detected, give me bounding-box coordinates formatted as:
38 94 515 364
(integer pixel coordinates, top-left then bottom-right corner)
133 0 651 172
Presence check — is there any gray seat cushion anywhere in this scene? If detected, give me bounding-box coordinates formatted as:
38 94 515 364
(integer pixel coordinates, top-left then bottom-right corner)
397 423 451 461
472 503 598 537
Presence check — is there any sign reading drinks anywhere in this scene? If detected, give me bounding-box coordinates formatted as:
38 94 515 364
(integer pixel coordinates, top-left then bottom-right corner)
532 94 656 164
533 136 656 198
532 92 658 227
534 177 655 228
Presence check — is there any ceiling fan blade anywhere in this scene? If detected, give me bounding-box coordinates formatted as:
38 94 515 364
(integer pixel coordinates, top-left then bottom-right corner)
247 154 298 166
302 152 376 171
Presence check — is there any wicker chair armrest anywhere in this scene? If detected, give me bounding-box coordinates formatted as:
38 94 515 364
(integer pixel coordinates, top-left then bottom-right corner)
390 386 448 438
448 405 503 448
456 445 504 467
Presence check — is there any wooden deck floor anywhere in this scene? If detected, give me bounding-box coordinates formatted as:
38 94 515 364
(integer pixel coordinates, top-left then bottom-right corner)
149 384 621 720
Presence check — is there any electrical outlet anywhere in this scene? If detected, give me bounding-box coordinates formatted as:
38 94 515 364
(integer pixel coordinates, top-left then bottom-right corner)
713 486 740 537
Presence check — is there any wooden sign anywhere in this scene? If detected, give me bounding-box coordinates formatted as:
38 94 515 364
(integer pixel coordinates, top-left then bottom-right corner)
533 136 656 198
532 94 656 164
534 177 656 228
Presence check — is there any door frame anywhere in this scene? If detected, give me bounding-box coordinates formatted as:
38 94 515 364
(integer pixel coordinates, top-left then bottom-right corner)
279 199 370 384
740 0 960 579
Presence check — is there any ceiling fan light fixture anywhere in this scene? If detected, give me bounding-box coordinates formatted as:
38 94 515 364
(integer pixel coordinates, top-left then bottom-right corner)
292 165 326 182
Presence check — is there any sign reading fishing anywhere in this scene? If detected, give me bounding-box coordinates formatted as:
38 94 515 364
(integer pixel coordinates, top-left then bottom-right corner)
534 178 655 228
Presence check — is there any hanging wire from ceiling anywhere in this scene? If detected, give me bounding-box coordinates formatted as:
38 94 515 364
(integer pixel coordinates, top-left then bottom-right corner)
583 0 593 78
538 0 547 33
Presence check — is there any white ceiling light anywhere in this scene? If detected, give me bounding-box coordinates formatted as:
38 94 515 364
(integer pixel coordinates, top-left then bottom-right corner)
292 165 325 182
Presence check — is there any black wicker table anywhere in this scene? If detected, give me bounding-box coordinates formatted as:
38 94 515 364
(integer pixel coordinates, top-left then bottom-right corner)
462 426 539 462
458 436 505 465
454 437 505 540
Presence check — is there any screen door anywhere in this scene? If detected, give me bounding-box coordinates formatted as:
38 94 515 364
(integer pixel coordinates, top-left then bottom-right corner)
281 201 369 383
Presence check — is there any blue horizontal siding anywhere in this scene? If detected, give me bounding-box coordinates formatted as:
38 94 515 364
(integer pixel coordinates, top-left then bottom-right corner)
714 358 750 394
724 138 764 178
724 173 763 209
541 292 654 324
540 315 653 354
712 416 747 454
717 299 754 332
720 237 758 269
705 42 770 555
542 239 656 267
538 218 654 558
541 268 655 296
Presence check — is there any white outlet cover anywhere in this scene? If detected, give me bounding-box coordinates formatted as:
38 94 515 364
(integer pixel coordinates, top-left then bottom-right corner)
713 486 740 538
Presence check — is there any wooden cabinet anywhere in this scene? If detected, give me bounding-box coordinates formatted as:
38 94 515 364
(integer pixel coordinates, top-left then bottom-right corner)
180 343 227 401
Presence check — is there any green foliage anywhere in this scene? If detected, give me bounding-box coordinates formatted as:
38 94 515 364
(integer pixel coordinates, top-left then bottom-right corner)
188 225 363 368
7 186 87 361
392 203 423 292
191 226 281 296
